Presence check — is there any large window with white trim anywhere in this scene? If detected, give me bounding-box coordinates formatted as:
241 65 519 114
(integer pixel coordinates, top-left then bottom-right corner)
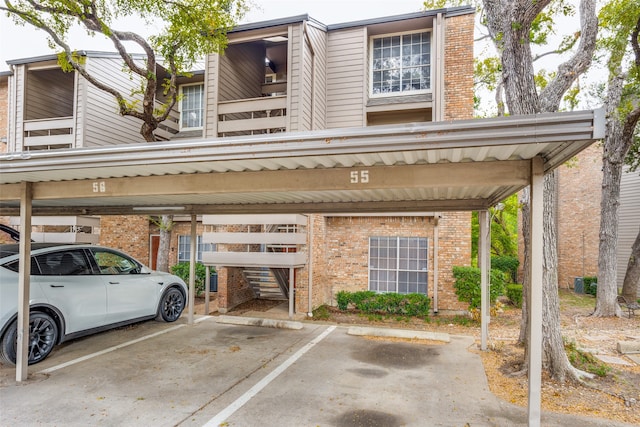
179 83 204 130
369 236 428 294
370 31 431 96
177 235 215 263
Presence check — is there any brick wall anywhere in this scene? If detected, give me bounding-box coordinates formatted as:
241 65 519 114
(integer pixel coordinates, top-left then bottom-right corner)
556 145 602 288
99 215 149 263
444 13 474 121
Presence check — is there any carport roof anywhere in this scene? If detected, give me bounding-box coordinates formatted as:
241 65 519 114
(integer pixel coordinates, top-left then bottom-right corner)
0 109 604 216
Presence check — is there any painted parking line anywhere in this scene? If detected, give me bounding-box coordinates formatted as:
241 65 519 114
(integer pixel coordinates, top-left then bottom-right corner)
202 325 337 427
37 315 215 374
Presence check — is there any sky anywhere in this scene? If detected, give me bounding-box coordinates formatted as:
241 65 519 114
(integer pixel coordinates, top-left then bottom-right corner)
0 0 429 72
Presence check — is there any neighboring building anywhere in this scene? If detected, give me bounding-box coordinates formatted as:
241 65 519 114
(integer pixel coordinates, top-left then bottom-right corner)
2 7 476 314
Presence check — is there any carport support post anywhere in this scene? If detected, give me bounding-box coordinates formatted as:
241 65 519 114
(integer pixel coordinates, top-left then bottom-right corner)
528 156 544 426
16 182 33 382
205 266 211 315
188 215 197 325
479 209 490 351
288 268 294 319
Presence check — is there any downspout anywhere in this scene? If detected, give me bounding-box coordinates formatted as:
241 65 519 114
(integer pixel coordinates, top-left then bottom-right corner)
303 21 315 130
433 213 440 313
308 215 313 317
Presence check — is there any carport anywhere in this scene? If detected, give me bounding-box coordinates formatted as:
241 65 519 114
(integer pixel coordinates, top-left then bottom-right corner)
0 109 605 426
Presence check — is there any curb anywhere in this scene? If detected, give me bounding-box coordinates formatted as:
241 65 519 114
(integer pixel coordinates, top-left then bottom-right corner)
347 326 450 342
216 315 304 330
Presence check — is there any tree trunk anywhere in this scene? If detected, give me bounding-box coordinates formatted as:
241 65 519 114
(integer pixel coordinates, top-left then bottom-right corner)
518 187 530 347
482 0 598 382
593 74 629 317
156 214 174 273
622 228 640 300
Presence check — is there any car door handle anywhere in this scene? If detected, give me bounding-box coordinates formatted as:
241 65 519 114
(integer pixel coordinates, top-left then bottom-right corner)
50 285 64 288
157 282 164 285
108 281 120 285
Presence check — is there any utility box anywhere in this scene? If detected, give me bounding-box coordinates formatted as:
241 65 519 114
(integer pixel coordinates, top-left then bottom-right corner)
209 272 218 292
574 277 584 294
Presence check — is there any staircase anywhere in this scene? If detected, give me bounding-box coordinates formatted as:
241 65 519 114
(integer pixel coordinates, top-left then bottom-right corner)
243 267 288 300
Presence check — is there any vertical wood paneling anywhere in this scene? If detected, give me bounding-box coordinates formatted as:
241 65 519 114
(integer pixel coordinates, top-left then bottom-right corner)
326 27 366 128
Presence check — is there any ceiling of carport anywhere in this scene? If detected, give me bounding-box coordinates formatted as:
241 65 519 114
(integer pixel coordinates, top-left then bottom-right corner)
0 109 604 216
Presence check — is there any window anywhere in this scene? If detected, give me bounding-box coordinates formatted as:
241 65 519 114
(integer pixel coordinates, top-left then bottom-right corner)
370 31 431 96
369 237 428 294
178 235 215 263
35 250 92 276
180 83 204 130
92 250 139 275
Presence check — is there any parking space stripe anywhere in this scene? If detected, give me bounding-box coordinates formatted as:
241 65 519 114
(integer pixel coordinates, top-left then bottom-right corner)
202 325 336 427
37 323 188 374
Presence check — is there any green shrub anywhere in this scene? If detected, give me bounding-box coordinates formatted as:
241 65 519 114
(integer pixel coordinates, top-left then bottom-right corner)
336 290 350 310
452 266 507 309
333 290 430 317
170 262 213 296
583 276 597 296
491 256 519 283
506 284 523 307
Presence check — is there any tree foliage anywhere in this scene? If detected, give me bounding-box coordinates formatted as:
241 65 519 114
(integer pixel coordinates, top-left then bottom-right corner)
594 0 640 308
1 0 248 141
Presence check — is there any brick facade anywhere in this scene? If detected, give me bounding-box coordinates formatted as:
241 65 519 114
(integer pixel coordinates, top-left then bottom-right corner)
99 215 150 263
556 145 602 288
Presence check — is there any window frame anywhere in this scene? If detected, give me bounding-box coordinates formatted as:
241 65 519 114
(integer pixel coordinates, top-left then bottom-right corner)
368 29 433 98
178 82 205 131
177 235 216 263
368 236 429 295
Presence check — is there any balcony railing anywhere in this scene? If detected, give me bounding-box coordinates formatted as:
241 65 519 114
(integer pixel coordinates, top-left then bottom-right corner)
24 117 74 148
155 101 181 141
218 96 286 136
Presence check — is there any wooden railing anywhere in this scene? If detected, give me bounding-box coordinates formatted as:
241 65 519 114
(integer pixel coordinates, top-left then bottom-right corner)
217 96 287 136
23 117 74 148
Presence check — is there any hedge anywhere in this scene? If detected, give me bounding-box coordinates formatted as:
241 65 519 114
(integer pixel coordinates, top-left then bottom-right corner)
584 276 597 296
452 266 507 309
506 284 523 307
335 291 430 317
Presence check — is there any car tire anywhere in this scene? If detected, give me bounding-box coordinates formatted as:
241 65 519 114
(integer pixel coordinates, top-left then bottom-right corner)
156 287 185 322
0 312 58 365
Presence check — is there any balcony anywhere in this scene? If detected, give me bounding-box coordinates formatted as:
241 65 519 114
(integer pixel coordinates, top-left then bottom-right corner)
24 117 74 149
217 95 287 136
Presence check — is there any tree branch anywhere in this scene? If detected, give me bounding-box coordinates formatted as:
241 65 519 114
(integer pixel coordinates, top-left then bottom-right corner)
539 0 598 112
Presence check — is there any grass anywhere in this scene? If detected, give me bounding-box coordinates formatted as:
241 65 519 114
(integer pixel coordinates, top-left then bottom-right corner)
311 305 331 320
565 340 611 377
559 288 596 310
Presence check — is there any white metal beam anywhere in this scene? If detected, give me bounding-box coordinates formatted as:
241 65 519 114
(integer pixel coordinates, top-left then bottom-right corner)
528 156 544 426
188 215 197 325
16 182 32 381
479 209 490 351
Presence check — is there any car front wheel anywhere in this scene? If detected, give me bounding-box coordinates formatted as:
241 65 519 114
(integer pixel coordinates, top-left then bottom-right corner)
0 312 58 365
156 287 185 322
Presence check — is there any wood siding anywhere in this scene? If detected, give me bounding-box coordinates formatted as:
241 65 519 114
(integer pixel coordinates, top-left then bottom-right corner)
306 23 327 130
204 53 219 138
218 43 265 102
288 24 303 131
24 68 74 120
617 168 640 288
83 57 147 146
326 27 367 128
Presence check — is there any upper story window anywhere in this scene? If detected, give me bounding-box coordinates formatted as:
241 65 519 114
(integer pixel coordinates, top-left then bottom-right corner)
370 31 431 97
179 83 204 130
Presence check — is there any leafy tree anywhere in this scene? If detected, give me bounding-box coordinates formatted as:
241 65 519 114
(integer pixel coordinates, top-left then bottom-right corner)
594 0 640 311
426 0 598 382
2 0 247 271
471 194 519 265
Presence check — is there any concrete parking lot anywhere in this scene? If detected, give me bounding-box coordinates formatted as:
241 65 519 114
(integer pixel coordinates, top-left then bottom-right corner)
0 315 634 427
